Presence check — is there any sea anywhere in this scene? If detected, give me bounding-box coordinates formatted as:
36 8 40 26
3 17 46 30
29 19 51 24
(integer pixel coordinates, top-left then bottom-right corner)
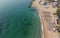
0 0 41 38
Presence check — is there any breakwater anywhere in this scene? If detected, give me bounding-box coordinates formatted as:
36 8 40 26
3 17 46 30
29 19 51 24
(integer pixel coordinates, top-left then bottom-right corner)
28 0 35 8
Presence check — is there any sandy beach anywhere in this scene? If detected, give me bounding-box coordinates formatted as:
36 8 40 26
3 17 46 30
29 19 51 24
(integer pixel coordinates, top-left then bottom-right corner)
32 0 59 38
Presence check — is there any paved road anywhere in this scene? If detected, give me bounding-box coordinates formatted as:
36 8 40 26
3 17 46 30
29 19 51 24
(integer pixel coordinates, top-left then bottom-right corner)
32 0 59 38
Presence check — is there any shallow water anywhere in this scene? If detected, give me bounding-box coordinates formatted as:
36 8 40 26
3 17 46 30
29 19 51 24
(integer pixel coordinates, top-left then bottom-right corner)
0 0 41 38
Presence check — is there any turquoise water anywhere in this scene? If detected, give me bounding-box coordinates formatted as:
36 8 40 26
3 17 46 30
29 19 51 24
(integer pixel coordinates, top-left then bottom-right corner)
0 0 41 38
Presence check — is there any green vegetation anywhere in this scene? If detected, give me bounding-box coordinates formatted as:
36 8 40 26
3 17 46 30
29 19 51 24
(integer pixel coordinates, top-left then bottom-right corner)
55 9 59 15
